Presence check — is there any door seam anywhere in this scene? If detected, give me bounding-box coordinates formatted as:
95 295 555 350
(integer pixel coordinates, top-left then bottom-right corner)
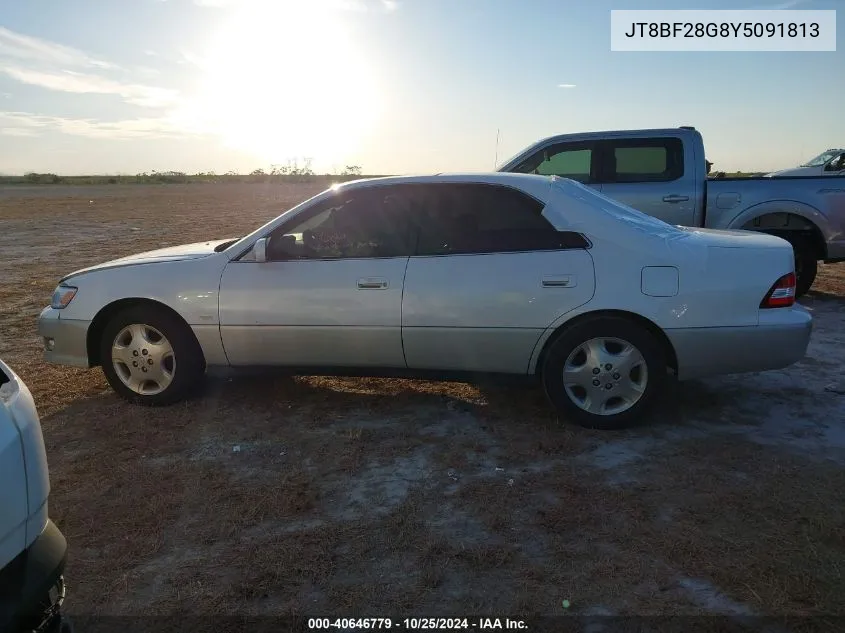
399 256 411 368
216 262 233 366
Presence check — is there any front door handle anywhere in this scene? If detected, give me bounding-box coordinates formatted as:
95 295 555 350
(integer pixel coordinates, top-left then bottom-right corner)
662 194 690 203
357 277 389 289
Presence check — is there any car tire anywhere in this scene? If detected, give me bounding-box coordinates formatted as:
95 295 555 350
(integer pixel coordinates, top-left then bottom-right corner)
100 305 205 406
540 316 667 430
791 240 817 298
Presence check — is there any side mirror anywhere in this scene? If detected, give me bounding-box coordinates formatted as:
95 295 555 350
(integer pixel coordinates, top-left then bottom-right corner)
254 237 268 263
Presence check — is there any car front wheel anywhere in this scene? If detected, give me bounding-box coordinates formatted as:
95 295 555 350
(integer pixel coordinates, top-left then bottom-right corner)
541 316 667 430
100 305 205 405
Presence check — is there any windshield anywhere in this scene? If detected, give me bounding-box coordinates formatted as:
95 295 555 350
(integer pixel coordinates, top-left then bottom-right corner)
222 188 334 256
801 149 844 167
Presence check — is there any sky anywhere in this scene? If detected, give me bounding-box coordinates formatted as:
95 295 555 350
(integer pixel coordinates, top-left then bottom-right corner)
0 0 842 176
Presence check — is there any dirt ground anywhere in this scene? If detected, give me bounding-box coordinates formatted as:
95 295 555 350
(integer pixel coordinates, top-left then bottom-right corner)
1 183 844 629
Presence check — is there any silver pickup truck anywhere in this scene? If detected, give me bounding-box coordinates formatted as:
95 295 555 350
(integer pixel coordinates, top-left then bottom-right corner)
498 127 845 296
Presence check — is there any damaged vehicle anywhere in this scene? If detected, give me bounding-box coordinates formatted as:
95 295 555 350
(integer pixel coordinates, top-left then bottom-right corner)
38 174 812 429
765 148 845 178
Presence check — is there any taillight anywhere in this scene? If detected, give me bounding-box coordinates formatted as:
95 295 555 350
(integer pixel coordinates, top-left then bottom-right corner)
760 272 796 309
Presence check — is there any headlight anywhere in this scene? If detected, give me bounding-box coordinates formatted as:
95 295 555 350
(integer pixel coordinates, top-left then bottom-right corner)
51 285 78 309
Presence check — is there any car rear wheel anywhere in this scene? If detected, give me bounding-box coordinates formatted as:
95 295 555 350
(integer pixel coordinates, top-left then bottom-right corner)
791 240 817 298
541 316 667 430
100 305 205 405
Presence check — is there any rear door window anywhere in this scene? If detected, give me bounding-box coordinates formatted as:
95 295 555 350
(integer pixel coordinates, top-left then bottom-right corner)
412 183 589 256
601 138 684 183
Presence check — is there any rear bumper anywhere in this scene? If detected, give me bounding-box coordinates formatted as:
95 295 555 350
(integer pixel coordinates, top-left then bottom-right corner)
37 308 90 368
0 520 68 632
666 305 813 381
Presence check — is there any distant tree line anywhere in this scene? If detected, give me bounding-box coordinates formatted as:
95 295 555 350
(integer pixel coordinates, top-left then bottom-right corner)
1 157 375 186
1 162 766 186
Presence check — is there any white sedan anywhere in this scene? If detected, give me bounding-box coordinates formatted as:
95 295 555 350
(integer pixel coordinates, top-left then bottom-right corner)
38 174 812 429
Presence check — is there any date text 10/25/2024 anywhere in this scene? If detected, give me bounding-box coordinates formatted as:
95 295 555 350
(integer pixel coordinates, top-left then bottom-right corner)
307 618 528 630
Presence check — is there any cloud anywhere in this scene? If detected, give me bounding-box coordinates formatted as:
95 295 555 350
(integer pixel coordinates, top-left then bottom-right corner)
179 50 210 69
0 28 199 144
558 83 577 88
332 0 397 10
0 26 180 110
193 0 398 10
0 110 191 140
0 66 179 107
748 0 811 8
0 127 38 137
0 27 117 70
134 66 162 78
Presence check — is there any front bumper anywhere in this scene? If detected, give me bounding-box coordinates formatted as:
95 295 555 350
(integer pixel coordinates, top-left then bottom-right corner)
0 520 68 632
666 304 813 381
36 308 90 369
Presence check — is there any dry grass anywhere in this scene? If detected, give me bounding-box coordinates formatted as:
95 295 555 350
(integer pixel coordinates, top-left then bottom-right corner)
2 183 845 624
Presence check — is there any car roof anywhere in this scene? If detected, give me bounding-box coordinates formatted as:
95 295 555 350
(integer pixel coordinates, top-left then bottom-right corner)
332 172 556 203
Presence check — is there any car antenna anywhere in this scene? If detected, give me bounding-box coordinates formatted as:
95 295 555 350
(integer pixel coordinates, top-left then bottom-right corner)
494 128 500 169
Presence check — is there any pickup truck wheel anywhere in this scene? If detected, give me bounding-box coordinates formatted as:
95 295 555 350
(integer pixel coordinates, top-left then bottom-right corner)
792 244 818 298
540 317 667 430
99 305 205 406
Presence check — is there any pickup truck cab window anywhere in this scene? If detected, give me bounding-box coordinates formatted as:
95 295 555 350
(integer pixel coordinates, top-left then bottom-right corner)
824 153 845 172
803 149 842 167
600 137 684 183
511 142 597 184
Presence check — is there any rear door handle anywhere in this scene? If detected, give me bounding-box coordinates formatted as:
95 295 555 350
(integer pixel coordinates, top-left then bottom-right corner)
542 276 575 288
662 194 690 203
357 277 389 289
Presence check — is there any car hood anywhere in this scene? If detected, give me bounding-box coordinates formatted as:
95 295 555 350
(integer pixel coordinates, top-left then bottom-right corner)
61 238 236 282
765 166 820 177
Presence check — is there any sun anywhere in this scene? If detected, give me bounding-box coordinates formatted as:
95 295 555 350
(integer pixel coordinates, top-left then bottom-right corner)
192 0 381 168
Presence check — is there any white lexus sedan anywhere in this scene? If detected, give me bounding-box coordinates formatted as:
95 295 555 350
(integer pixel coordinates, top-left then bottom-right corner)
38 174 812 429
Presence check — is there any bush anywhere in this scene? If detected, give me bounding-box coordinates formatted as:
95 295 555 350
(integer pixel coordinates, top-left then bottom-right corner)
23 172 63 184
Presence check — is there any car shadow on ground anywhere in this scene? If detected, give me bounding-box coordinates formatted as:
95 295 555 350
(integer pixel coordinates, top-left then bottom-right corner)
40 369 845 619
